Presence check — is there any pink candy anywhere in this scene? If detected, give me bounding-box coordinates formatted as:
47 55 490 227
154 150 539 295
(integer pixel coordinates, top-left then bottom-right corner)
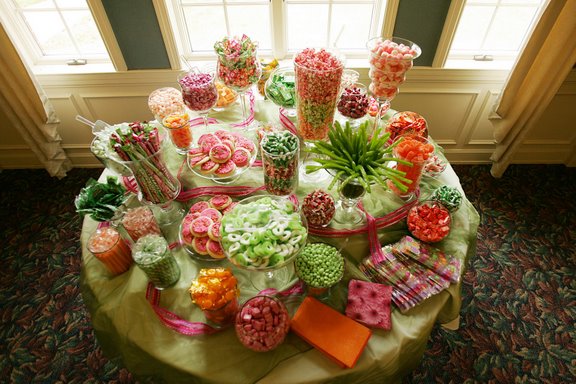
148 87 186 120
294 48 344 140
178 72 218 112
368 39 418 99
235 296 290 352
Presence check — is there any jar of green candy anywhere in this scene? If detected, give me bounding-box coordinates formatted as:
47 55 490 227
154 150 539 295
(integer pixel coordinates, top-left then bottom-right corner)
132 234 180 289
295 242 344 296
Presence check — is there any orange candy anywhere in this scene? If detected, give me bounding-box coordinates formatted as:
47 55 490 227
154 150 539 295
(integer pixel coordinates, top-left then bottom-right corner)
189 268 239 311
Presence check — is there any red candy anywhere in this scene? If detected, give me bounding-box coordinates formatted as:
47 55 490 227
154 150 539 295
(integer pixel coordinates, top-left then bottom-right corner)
302 190 335 227
407 201 451 243
386 111 428 141
235 296 290 352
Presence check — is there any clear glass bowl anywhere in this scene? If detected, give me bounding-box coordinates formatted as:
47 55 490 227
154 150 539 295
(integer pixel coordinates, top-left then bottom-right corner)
407 200 451 243
220 195 308 271
235 295 290 352
186 126 258 184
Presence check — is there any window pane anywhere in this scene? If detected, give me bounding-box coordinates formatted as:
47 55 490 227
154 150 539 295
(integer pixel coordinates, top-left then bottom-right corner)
450 6 494 52
330 4 373 51
181 0 223 4
22 11 76 55
14 0 53 9
55 0 86 8
483 6 539 52
182 6 227 52
61 11 107 54
227 5 271 51
286 4 329 50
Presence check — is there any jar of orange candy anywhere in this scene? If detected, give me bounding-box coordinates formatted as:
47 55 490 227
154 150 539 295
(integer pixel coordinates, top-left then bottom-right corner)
162 113 192 154
388 135 434 197
189 268 239 327
87 226 133 276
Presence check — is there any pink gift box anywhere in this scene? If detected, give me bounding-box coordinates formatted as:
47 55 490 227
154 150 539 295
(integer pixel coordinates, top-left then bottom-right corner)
345 279 392 330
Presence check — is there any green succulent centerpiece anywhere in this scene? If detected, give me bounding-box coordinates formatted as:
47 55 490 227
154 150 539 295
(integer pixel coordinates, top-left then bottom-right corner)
305 120 411 194
75 176 129 222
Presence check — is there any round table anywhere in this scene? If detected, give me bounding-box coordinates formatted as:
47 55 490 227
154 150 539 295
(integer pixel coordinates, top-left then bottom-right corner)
80 101 480 384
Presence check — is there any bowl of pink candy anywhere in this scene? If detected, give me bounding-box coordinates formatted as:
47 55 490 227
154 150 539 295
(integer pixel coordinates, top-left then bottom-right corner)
235 295 290 352
407 200 451 243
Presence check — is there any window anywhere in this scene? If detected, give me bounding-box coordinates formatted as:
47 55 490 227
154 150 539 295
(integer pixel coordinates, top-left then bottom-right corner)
0 0 110 68
445 0 547 69
169 0 386 60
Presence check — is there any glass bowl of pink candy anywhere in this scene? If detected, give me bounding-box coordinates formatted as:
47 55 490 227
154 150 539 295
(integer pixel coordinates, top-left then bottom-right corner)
407 200 451 243
235 295 290 352
187 126 258 184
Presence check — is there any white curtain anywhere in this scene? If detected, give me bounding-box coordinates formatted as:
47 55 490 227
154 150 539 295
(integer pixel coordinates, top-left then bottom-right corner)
0 23 72 178
489 0 576 178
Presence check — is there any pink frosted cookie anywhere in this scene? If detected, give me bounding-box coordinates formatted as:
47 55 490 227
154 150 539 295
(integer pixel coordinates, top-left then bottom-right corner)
209 143 232 163
189 201 211 216
222 201 238 214
200 160 219 174
231 147 251 167
209 194 233 210
198 133 221 153
182 212 197 226
214 160 236 177
190 216 213 237
221 139 236 151
208 221 221 241
214 130 235 142
188 155 210 167
181 222 193 244
200 207 222 222
235 138 255 154
188 147 204 158
192 236 209 255
206 239 225 259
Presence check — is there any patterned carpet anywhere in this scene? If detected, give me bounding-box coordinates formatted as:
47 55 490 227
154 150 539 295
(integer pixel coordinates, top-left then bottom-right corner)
0 165 574 383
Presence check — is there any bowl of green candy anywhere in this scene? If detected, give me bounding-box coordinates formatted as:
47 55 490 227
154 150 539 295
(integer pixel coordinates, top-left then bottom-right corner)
265 67 296 116
220 195 308 271
295 242 345 296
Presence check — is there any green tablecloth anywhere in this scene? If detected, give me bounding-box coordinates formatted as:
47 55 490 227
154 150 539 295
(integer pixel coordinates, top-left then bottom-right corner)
80 100 480 384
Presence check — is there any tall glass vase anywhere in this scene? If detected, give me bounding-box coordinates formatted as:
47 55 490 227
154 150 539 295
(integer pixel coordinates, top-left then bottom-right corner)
294 48 344 183
366 37 421 132
214 35 262 128
120 148 183 227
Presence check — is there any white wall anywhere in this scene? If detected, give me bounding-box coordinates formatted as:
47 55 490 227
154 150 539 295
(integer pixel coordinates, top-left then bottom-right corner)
1 68 575 169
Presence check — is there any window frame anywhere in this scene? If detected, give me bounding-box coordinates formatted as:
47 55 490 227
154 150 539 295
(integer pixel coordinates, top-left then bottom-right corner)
168 0 388 62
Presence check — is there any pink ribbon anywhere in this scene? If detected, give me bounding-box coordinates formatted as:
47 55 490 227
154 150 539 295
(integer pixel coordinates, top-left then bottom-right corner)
177 185 266 201
307 190 419 237
145 283 221 336
145 279 305 336
230 91 256 128
278 108 299 136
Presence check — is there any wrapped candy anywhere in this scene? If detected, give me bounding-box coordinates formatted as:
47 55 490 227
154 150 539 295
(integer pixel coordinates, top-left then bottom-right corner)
301 189 335 227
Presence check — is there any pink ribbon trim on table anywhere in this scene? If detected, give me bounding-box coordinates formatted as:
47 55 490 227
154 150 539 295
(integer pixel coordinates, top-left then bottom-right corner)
145 282 221 336
259 280 305 297
144 280 304 337
230 91 256 129
177 185 266 201
306 189 420 238
278 108 299 136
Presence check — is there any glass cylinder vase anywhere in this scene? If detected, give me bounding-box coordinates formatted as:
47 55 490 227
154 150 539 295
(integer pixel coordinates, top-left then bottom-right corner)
294 48 344 140
120 147 181 206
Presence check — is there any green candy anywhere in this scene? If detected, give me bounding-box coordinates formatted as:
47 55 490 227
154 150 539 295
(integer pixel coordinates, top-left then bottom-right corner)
432 185 462 212
295 243 344 288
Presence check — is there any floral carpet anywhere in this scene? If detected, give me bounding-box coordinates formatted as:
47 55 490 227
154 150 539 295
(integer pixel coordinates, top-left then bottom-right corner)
0 165 574 383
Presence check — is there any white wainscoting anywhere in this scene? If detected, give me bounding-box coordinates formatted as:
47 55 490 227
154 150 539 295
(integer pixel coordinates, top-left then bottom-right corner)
1 69 574 169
